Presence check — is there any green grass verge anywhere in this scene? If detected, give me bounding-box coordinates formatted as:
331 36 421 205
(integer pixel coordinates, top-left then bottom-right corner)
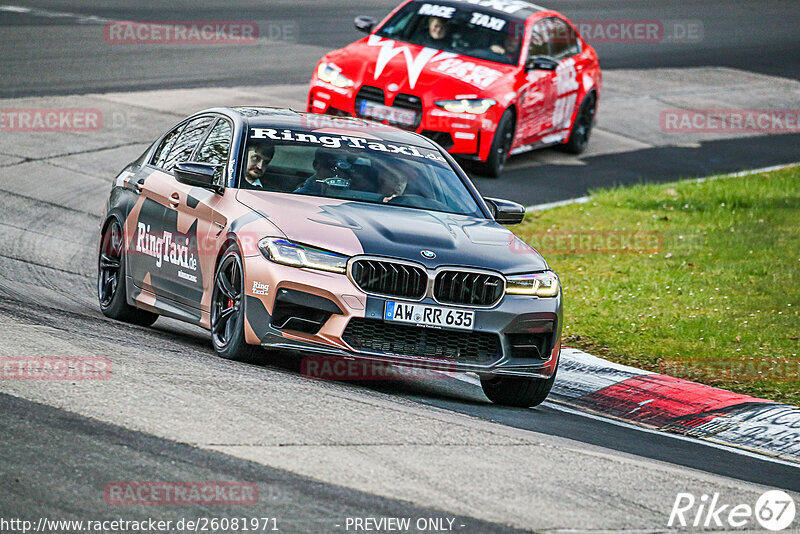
514 165 800 405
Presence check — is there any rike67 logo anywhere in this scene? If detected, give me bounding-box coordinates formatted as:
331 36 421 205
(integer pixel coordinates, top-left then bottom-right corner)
669 490 796 531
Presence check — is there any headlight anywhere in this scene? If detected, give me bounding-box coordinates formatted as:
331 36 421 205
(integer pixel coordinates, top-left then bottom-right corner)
258 238 348 274
505 272 560 297
435 98 496 114
317 62 355 89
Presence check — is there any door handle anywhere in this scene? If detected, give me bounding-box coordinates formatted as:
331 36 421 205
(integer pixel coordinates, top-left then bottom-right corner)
214 219 227 237
169 192 180 208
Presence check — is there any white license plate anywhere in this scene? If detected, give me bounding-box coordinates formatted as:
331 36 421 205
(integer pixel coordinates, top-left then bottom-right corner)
384 301 475 331
359 100 417 126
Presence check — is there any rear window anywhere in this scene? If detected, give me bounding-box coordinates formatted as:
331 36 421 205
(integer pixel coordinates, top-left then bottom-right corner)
240 127 483 217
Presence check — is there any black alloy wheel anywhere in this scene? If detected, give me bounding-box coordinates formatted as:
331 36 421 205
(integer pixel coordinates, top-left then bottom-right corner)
211 246 259 362
98 218 158 326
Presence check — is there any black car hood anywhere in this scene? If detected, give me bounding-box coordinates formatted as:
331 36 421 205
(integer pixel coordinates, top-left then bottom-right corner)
236 191 548 274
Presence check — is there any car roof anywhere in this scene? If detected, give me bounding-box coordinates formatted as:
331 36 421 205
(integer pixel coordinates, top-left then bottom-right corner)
407 0 546 21
206 107 443 150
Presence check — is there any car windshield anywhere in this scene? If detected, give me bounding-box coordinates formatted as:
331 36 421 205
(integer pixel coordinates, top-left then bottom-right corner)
240 127 483 217
376 2 525 65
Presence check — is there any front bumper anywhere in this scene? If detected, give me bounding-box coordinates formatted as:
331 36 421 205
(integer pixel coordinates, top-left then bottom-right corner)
243 254 562 379
307 79 501 162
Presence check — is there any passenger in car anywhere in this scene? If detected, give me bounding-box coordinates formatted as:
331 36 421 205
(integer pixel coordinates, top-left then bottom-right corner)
490 26 523 62
417 16 450 48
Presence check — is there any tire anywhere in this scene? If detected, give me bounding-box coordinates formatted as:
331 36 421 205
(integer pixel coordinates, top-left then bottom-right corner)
560 92 596 155
480 368 557 407
474 109 515 178
210 244 260 363
98 218 158 326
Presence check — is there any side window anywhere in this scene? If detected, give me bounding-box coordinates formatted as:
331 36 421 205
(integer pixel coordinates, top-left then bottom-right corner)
550 18 578 60
528 20 550 57
566 21 580 57
196 119 233 185
378 3 417 39
162 117 214 172
151 123 184 168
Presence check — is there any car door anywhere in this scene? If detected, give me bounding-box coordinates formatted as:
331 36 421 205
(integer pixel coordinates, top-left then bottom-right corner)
129 116 214 302
161 116 233 311
126 120 184 294
515 18 559 142
547 17 582 137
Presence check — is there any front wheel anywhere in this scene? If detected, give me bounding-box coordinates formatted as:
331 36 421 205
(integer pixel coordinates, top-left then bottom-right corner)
474 109 515 178
211 244 260 362
560 92 596 155
98 218 158 326
480 370 556 407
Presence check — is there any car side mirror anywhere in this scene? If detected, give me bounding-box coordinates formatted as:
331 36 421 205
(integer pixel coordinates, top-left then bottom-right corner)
174 162 222 193
526 55 559 71
354 15 377 34
484 197 525 224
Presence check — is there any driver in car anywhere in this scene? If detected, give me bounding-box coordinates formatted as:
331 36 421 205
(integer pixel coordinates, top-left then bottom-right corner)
417 16 450 48
294 148 352 195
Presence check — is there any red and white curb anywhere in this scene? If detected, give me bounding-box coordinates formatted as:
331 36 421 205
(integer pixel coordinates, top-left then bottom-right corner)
551 348 800 464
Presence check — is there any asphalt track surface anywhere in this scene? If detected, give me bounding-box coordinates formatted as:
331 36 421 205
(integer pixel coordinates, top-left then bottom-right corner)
0 393 526 533
1 1 800 532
